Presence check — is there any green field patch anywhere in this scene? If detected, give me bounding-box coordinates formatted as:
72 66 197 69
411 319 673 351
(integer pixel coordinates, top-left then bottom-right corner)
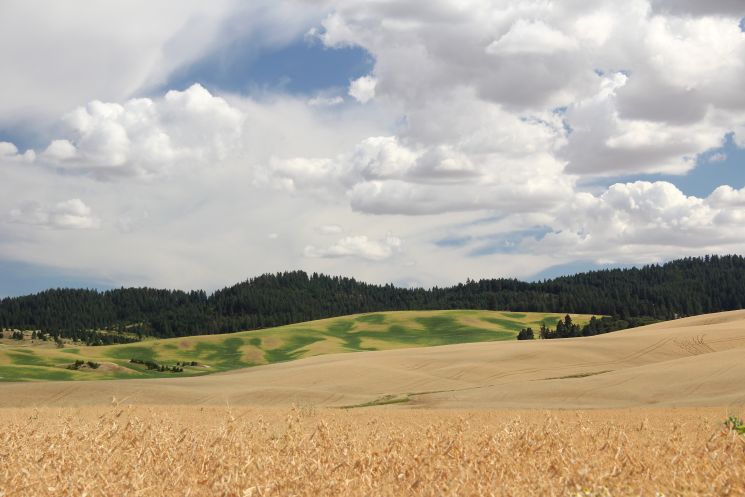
248 337 262 347
480 317 524 332
161 343 177 350
0 365 75 381
326 319 355 335
414 316 513 344
6 350 50 367
61 348 80 354
415 315 455 331
355 314 386 325
263 334 325 363
325 319 376 350
378 324 420 344
191 337 245 370
537 315 564 327
501 312 527 319
106 346 157 362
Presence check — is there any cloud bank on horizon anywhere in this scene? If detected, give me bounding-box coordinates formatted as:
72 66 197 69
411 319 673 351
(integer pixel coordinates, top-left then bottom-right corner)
1 0 745 295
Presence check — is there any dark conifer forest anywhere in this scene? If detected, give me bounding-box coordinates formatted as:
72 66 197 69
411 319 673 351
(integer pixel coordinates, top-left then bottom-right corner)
1 255 744 340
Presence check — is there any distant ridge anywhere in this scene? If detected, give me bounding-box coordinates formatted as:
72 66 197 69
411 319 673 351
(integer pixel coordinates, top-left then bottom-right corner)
1 255 744 339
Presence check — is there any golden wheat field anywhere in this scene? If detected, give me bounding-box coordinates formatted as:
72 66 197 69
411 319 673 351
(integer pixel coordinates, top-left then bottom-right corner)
0 405 743 497
2 312 745 496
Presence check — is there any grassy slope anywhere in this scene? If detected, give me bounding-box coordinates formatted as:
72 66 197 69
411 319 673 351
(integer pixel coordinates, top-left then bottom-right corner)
0 310 594 381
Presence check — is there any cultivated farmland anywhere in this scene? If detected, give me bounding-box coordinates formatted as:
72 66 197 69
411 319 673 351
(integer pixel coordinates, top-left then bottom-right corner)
0 405 743 496
1 311 745 497
0 310 593 382
1 310 744 409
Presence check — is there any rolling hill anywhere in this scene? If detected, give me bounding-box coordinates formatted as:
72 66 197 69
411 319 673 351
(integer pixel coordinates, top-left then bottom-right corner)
1 310 743 409
0 310 592 382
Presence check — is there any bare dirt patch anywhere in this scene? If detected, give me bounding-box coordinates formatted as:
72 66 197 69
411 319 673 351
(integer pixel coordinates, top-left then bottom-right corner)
96 362 137 374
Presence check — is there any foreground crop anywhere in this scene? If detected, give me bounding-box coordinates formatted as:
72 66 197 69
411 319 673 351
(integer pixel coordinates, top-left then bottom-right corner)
0 406 743 496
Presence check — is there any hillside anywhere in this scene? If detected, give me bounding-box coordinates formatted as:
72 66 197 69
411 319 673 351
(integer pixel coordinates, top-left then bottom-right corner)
2 310 743 408
2 255 745 339
0 310 593 382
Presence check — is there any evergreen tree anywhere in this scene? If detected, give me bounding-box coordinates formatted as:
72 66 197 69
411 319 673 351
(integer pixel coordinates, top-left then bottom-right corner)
517 328 534 340
1 255 744 340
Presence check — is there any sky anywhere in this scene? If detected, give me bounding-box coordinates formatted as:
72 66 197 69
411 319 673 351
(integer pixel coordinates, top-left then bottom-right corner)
1 0 745 297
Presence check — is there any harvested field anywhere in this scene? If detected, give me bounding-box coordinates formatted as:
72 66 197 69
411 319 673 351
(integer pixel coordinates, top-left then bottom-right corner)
2 310 744 409
0 405 743 496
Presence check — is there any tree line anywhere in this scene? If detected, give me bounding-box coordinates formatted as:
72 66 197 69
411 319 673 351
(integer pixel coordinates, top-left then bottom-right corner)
517 315 661 340
1 254 744 341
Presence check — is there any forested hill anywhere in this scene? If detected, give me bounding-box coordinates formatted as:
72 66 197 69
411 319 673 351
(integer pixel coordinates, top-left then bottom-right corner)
1 255 744 339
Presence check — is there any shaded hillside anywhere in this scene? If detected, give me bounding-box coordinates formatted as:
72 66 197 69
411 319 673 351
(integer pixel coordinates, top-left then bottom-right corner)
1 255 744 338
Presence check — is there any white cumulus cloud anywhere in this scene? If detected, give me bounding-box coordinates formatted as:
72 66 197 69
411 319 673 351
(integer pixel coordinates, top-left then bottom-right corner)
37 84 245 179
525 181 745 260
304 235 402 261
486 19 577 55
348 76 377 104
2 1 745 291
9 198 99 230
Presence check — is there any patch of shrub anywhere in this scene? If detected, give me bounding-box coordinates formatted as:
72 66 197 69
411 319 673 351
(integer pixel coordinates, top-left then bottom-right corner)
724 416 745 435
68 360 101 370
130 358 183 373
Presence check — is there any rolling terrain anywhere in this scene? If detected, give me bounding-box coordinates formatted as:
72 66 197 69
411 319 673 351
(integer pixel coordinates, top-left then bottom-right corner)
2 310 744 497
0 310 589 381
1 310 744 409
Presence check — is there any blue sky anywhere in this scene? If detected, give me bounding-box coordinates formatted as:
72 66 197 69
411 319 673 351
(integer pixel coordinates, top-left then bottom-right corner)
0 260 115 298
1 1 745 297
163 37 373 97
590 134 745 198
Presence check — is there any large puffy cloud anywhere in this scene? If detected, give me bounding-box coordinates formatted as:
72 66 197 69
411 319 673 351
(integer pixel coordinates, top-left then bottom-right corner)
524 181 745 260
37 84 244 179
311 1 611 110
613 15 745 127
268 83 574 215
310 1 745 177
0 142 35 163
3 0 745 294
560 73 730 175
269 133 572 215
